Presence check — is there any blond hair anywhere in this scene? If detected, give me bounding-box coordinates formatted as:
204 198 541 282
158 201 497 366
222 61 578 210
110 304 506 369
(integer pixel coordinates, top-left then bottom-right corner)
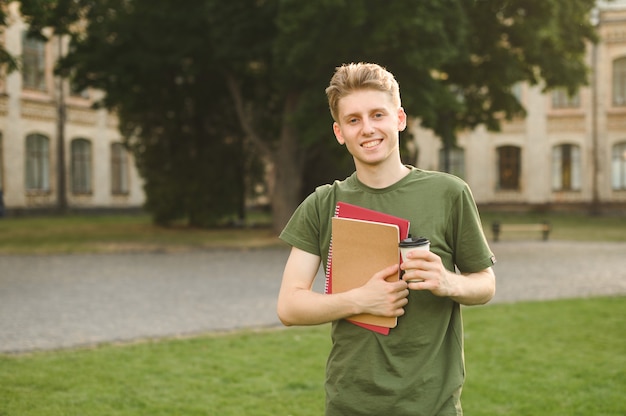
325 62 401 122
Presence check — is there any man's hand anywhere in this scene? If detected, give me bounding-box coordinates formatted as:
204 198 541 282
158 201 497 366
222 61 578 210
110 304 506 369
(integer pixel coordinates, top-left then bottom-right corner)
351 264 409 317
401 250 495 305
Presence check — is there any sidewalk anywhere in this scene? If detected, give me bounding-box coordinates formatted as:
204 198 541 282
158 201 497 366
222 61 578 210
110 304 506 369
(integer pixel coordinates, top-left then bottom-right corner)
1 241 625 353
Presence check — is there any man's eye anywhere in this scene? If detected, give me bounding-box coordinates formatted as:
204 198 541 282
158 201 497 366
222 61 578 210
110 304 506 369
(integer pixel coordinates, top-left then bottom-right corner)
374 113 383 118
349 118 359 124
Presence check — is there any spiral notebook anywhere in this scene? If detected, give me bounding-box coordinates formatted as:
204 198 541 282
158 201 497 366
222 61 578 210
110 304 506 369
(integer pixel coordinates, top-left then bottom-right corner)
326 202 410 334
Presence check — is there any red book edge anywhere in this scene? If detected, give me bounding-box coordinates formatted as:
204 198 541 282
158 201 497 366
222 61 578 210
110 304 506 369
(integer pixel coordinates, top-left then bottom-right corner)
326 202 410 335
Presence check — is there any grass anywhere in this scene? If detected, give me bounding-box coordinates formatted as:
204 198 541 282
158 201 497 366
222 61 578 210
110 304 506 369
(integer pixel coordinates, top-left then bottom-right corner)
1 212 624 414
479 211 626 242
0 214 281 254
0 297 624 415
0 211 624 255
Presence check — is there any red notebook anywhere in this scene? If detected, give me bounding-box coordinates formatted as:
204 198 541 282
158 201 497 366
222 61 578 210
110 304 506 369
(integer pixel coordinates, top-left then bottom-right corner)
326 202 411 335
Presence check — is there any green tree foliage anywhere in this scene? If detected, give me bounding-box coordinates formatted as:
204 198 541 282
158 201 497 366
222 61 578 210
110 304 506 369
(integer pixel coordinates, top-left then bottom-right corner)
13 0 598 231
20 0 254 227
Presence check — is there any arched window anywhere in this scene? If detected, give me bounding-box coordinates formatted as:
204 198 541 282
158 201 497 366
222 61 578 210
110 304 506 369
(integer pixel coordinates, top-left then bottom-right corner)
71 138 92 194
25 134 50 191
497 146 521 190
111 142 129 195
552 144 581 191
614 57 626 107
612 142 626 190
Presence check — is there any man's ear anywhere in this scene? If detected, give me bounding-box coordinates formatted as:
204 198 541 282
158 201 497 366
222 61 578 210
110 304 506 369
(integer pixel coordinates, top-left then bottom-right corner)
398 107 407 132
333 122 345 145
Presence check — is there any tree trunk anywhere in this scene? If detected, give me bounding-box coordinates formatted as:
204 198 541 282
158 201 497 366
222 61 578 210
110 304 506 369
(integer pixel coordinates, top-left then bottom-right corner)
56 36 67 214
271 93 303 234
225 74 303 234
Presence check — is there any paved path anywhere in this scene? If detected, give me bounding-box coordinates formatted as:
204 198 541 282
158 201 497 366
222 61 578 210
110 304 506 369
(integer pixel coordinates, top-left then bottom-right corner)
1 241 625 353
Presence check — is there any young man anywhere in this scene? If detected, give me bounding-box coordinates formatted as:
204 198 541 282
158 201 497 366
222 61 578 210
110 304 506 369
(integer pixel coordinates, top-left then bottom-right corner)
277 62 496 415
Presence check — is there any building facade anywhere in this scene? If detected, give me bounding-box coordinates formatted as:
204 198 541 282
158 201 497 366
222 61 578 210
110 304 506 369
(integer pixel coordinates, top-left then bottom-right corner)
1 3 625 216
0 3 144 215
411 1 626 213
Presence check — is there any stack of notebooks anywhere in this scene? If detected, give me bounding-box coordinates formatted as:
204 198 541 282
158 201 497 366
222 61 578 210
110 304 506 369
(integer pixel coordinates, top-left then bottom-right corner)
326 202 410 335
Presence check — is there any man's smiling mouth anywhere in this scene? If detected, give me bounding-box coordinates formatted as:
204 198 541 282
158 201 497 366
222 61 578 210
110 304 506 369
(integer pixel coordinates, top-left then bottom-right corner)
362 139 382 148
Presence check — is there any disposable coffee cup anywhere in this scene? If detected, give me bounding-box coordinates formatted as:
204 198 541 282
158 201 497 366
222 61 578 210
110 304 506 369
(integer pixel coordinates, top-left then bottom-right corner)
399 236 430 282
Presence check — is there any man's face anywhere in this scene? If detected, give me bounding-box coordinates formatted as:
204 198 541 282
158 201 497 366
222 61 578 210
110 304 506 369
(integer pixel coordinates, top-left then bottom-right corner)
333 89 407 169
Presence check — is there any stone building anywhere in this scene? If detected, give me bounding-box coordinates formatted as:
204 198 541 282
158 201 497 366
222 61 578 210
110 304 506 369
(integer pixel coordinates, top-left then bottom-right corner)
411 0 626 213
1 2 625 216
0 2 144 215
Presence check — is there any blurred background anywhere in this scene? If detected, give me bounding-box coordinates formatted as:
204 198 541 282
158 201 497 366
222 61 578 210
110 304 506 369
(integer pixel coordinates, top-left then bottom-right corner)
0 0 624 235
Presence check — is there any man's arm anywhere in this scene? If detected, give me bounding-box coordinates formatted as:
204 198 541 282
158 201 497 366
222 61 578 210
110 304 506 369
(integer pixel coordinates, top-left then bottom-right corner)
402 250 496 306
277 247 409 326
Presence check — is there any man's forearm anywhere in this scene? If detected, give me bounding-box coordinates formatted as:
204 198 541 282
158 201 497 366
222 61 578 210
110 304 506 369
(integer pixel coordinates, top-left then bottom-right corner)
448 268 496 306
277 288 361 326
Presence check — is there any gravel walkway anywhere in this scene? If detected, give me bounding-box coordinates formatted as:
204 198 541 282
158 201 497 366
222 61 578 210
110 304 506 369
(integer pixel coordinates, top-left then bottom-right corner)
1 241 625 353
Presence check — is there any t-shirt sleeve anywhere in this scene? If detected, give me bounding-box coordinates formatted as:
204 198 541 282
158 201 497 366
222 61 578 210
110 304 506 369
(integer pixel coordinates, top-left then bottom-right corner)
279 192 322 257
450 184 496 273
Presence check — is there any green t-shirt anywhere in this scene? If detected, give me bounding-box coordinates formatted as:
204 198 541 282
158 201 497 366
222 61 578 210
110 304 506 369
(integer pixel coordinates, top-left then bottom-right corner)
280 167 495 416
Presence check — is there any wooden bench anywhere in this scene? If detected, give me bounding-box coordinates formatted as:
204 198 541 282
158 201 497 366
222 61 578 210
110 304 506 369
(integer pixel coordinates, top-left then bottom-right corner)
491 221 551 242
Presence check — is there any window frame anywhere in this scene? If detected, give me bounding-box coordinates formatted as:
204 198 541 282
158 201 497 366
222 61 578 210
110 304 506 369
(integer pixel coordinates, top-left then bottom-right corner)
613 57 626 107
552 144 582 191
551 88 580 109
611 141 626 191
496 145 521 191
21 31 47 92
70 138 93 195
111 142 129 195
25 133 50 192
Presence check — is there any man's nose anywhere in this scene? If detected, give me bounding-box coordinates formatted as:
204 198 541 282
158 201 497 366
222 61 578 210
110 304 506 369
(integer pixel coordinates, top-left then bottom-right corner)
362 119 375 135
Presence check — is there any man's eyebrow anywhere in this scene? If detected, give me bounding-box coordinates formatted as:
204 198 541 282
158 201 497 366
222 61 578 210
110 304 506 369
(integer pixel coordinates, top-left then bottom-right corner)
342 107 389 119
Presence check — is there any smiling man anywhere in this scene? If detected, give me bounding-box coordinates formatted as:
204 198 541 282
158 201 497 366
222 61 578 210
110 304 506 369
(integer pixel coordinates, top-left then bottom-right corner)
277 62 496 416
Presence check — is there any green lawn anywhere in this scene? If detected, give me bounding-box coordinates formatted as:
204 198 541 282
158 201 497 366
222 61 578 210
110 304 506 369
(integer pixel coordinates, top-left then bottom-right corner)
1 213 624 414
479 211 626 242
0 211 624 254
1 297 624 415
0 214 281 254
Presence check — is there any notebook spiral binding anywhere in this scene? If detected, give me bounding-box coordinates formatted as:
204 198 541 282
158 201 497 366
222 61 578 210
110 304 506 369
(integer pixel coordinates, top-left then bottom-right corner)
324 203 341 294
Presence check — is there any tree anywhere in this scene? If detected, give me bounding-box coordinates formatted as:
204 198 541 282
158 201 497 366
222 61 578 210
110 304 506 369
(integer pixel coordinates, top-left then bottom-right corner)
20 0 253 227
223 0 597 231
16 0 598 232
225 0 470 231
429 0 598 168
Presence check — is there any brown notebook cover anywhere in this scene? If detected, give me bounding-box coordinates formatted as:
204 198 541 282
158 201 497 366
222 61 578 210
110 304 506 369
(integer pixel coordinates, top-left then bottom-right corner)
331 217 401 329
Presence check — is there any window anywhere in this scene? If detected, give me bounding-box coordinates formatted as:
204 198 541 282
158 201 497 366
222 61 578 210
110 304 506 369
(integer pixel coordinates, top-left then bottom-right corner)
552 88 580 109
497 146 521 190
614 57 626 107
438 147 465 179
22 32 47 91
25 134 50 191
612 142 626 190
71 138 92 194
552 144 581 191
111 142 129 194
